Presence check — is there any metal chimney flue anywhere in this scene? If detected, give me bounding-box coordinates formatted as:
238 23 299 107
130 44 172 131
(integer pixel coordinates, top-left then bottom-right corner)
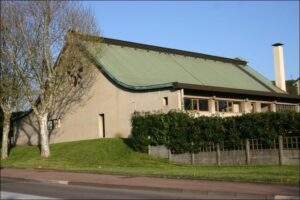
272 43 286 92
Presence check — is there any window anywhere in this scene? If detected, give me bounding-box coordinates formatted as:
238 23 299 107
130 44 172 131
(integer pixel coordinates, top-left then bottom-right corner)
261 103 271 112
163 97 168 106
215 100 236 112
184 98 208 111
198 99 209 111
184 98 192 110
276 104 297 112
216 100 230 112
191 99 198 110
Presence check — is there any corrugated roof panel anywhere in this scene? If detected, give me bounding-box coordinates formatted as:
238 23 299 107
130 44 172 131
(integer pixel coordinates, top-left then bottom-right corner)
242 65 284 93
83 41 279 93
170 55 270 91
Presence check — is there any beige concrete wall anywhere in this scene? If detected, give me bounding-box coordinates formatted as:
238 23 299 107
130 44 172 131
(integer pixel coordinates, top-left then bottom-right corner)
14 66 181 145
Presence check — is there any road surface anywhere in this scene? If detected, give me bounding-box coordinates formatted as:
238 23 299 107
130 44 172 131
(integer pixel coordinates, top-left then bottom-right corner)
0 177 268 199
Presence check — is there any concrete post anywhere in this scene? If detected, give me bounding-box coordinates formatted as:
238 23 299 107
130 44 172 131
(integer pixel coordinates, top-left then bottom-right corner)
178 89 184 110
216 143 221 166
296 104 300 113
191 152 195 165
208 98 216 114
148 136 151 155
245 139 250 165
254 102 261 113
168 149 172 161
191 142 195 165
241 100 251 113
148 145 150 155
271 102 277 112
278 135 283 165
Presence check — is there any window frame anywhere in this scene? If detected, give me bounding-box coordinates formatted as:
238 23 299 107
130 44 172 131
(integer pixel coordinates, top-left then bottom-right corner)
184 98 209 111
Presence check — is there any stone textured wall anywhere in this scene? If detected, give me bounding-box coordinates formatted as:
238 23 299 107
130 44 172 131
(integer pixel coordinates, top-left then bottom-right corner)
220 150 246 165
283 149 300 165
250 149 279 165
170 153 191 164
194 152 217 165
148 145 169 159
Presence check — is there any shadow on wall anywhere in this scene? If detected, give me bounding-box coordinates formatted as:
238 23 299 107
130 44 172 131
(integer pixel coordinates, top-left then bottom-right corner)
12 112 55 147
13 113 40 146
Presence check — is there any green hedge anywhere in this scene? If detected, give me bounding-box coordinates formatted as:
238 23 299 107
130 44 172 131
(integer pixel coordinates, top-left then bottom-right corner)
130 111 300 154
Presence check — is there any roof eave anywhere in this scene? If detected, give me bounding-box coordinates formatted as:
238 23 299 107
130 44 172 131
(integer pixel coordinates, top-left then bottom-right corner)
173 82 300 103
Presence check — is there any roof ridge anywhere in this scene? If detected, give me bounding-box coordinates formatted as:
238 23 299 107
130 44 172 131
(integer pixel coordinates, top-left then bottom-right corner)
68 30 247 66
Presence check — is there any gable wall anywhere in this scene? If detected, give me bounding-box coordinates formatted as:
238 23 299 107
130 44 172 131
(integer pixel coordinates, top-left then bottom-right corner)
14 66 181 145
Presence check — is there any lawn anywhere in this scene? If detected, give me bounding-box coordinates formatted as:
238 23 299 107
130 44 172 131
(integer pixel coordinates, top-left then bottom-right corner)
1 139 299 185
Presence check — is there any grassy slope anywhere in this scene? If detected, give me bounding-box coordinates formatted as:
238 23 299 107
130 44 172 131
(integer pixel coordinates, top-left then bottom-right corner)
1 139 299 185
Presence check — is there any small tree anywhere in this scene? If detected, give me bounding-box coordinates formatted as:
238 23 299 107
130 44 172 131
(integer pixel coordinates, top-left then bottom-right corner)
0 63 24 159
0 3 26 159
1 1 100 157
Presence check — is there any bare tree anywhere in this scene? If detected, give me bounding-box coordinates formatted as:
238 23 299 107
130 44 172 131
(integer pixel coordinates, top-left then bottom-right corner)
0 55 23 160
1 1 100 158
0 2 27 159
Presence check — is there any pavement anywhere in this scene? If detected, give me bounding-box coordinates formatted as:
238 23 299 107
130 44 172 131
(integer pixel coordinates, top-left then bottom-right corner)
1 168 299 199
1 191 54 200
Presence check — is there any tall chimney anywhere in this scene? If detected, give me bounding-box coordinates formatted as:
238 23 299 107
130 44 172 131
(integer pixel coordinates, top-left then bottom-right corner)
272 43 286 92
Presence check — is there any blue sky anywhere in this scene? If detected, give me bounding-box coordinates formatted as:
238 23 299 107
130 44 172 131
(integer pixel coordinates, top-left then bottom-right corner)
84 1 299 80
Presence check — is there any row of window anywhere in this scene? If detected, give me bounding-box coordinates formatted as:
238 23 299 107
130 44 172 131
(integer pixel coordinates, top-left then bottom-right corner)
184 98 243 113
184 98 296 113
184 98 209 111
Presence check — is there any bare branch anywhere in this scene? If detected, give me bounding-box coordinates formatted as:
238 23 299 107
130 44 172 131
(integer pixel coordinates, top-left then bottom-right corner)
1 1 100 158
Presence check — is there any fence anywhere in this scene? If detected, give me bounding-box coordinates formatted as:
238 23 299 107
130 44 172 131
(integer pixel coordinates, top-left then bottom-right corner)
148 136 300 166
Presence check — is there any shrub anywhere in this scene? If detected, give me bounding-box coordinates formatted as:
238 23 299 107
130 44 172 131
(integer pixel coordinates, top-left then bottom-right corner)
130 111 300 154
166 111 192 153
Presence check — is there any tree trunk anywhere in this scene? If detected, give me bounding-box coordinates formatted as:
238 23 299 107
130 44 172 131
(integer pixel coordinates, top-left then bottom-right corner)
38 113 50 158
1 112 11 160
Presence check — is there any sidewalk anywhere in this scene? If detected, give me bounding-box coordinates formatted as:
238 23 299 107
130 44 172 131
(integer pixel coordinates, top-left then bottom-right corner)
1 168 299 198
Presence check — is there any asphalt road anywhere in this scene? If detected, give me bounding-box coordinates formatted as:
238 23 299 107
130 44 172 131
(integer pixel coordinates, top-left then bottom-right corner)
0 177 273 199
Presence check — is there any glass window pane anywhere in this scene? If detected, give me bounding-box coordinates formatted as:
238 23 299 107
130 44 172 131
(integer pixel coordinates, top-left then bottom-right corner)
261 103 271 112
191 99 198 110
184 98 192 110
228 102 233 112
218 100 228 112
199 99 209 111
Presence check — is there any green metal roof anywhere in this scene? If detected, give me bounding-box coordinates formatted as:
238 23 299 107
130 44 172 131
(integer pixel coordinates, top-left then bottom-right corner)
79 37 284 93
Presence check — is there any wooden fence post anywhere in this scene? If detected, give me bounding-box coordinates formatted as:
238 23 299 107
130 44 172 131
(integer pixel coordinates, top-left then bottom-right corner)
245 139 250 165
278 135 283 165
216 143 221 166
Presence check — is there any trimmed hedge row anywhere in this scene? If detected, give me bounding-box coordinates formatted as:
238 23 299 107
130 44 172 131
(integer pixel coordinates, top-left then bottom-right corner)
130 111 300 154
